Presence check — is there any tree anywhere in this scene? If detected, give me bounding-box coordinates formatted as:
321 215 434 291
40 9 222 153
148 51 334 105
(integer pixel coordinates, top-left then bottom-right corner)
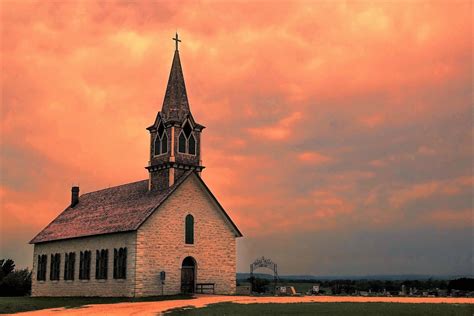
0 259 31 296
0 259 15 281
248 277 270 293
0 269 32 296
448 278 474 291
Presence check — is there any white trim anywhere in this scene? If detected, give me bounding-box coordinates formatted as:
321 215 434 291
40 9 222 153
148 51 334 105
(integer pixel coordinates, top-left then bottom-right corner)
188 134 197 155
181 118 194 132
177 130 197 156
178 130 187 154
153 129 169 157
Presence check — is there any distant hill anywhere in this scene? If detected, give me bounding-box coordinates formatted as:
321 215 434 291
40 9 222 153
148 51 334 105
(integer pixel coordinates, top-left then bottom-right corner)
237 273 473 281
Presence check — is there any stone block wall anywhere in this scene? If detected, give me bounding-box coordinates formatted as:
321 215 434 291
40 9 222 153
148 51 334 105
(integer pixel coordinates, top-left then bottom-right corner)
150 169 169 191
135 174 237 296
31 232 136 297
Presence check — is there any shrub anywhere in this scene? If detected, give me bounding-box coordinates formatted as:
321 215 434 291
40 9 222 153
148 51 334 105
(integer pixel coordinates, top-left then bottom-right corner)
0 258 32 296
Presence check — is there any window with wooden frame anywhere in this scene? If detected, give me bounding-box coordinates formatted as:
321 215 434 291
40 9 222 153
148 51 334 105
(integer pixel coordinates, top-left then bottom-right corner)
37 255 47 281
64 252 75 280
79 250 91 280
95 249 108 280
154 121 168 156
113 247 127 279
185 214 194 244
50 253 60 281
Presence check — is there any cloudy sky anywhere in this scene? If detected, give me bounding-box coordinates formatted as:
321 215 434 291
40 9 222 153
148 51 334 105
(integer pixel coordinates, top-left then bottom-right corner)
1 1 472 276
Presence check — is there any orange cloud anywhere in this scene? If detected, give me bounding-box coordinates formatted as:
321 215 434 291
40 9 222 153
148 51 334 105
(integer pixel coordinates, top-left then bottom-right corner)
1 0 472 273
310 190 353 218
369 159 386 168
359 113 385 128
389 176 473 208
297 151 333 165
247 112 302 141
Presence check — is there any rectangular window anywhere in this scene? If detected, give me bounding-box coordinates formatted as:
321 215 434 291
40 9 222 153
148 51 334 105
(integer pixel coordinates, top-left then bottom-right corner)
95 249 108 280
79 250 91 280
50 253 60 281
64 252 75 280
37 254 47 281
113 247 127 279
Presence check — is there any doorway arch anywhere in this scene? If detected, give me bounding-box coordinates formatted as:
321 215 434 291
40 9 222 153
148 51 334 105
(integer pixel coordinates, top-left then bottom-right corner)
181 256 196 293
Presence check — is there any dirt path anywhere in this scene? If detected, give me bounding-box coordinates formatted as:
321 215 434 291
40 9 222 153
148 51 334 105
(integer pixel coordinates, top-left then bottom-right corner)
13 295 474 316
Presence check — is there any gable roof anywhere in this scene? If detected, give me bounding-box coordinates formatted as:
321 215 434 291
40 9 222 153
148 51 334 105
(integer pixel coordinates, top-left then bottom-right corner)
30 171 242 244
188 174 243 238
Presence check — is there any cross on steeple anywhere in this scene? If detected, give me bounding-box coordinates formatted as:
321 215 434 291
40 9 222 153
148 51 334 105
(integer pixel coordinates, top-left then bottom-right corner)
172 32 181 51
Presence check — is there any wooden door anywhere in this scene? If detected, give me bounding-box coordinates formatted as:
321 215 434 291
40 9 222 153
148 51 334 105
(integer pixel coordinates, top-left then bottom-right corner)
181 267 195 293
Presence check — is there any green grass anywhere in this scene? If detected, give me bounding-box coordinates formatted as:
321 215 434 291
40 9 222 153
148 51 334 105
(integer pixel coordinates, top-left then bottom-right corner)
167 302 474 316
0 295 193 314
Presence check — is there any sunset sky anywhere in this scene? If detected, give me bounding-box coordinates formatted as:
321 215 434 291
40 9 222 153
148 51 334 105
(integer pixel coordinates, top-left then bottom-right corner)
1 1 472 276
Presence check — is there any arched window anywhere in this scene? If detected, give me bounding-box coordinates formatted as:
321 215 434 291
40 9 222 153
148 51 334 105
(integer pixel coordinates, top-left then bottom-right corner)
161 133 168 153
154 122 168 156
188 134 196 155
185 214 194 244
179 132 186 153
178 120 197 155
154 136 161 156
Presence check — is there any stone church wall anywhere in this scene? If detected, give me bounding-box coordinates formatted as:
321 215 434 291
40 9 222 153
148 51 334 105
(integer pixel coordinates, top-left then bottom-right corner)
31 232 136 297
150 169 169 191
135 174 237 296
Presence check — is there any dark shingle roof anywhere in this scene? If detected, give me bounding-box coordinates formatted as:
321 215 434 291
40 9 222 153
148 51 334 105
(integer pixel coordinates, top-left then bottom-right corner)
30 171 242 244
147 49 204 131
30 171 192 244
161 49 190 122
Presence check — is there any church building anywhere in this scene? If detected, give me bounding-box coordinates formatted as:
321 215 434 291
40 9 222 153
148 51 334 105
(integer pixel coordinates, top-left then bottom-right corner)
30 34 243 297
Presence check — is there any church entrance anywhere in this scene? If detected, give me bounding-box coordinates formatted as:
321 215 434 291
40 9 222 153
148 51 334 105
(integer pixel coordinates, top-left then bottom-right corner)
181 256 196 294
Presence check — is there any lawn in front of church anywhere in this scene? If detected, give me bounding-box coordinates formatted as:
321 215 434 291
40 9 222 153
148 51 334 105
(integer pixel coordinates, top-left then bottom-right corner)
168 302 474 316
0 295 192 314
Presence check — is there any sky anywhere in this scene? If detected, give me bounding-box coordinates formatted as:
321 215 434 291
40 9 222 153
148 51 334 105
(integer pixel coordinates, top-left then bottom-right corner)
1 1 472 276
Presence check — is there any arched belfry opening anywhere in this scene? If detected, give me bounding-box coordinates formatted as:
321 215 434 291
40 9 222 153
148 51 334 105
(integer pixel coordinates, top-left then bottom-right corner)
181 256 196 293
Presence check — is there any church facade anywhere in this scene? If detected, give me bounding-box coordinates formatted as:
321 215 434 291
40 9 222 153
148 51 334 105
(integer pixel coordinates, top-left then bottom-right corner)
30 35 243 297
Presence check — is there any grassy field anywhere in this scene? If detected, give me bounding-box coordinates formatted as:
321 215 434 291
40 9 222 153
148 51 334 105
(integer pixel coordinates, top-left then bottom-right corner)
0 295 192 314
168 302 474 316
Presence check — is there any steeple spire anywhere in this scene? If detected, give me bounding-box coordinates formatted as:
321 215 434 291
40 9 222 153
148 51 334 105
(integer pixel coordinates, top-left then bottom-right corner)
146 34 205 192
161 34 190 121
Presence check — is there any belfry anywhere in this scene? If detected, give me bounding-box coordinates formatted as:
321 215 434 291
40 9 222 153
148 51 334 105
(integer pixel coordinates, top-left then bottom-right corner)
146 33 205 191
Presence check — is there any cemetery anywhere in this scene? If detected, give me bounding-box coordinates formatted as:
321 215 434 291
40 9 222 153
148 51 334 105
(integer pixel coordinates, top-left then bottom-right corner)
237 257 474 299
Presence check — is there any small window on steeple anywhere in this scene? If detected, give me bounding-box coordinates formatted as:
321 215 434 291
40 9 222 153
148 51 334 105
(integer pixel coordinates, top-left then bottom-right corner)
188 134 196 155
183 121 192 137
154 122 168 156
154 135 163 155
158 122 164 136
178 120 197 155
179 132 186 153
161 133 168 153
